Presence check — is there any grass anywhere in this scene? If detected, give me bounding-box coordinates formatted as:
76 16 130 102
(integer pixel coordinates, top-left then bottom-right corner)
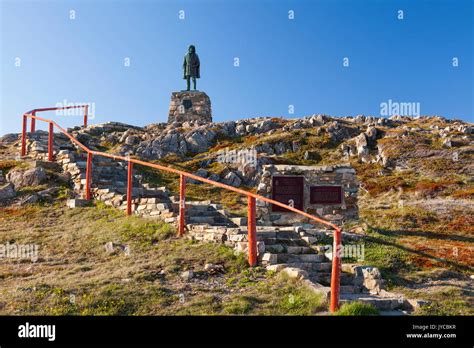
451 188 474 199
415 290 472 316
0 159 21 172
0 202 329 315
334 302 379 316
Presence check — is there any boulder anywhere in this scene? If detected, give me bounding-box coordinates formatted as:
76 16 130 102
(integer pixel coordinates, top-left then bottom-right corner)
104 241 116 254
19 194 39 205
256 119 279 133
186 131 210 153
125 135 139 145
204 263 224 274
266 264 286 272
0 183 16 201
366 126 377 144
262 253 278 264
223 171 242 187
355 133 368 155
292 141 301 152
67 199 90 208
180 270 194 281
442 138 452 148
282 267 308 280
304 151 321 161
6 167 47 189
208 173 220 182
195 169 208 178
235 124 246 135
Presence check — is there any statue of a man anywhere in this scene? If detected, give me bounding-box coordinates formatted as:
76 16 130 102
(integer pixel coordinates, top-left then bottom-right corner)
183 45 200 91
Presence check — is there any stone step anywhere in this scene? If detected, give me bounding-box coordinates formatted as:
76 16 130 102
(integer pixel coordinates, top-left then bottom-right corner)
75 161 87 168
94 161 121 167
254 230 301 239
313 272 355 285
339 285 359 294
258 238 308 246
140 190 171 199
240 226 298 233
187 216 224 224
340 294 405 311
230 217 247 226
264 244 285 253
171 203 222 211
184 209 224 218
95 180 127 187
266 253 326 264
276 262 333 272
285 246 315 254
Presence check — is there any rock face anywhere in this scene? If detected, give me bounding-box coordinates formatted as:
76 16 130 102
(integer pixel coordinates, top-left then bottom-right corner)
0 183 16 201
168 91 212 124
6 167 47 189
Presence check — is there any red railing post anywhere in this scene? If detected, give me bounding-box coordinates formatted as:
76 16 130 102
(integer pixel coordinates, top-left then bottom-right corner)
21 114 27 157
83 105 88 127
247 196 257 266
330 228 342 312
178 174 186 236
48 122 54 162
30 111 36 133
85 152 92 200
126 160 133 216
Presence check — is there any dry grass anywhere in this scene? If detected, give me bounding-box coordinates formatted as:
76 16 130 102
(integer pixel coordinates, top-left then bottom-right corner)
0 202 326 315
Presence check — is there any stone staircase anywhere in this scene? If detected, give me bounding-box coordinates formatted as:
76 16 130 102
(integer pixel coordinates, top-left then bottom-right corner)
185 223 413 312
20 128 415 313
21 129 238 227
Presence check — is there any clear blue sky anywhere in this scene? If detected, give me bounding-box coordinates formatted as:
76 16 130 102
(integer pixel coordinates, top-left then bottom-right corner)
1 0 472 135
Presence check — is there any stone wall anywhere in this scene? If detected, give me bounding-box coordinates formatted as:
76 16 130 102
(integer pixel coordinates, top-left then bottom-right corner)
256 164 358 227
168 91 212 124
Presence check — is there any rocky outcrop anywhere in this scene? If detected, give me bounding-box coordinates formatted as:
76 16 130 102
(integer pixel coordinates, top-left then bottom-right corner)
0 183 16 201
6 167 47 189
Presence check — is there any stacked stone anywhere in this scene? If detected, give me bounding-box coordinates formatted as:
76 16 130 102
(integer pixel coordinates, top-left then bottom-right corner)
168 91 212 124
257 164 359 226
118 196 176 222
56 150 86 194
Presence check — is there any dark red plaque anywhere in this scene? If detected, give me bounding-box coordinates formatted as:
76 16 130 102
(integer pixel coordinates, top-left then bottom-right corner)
310 186 342 204
272 176 304 212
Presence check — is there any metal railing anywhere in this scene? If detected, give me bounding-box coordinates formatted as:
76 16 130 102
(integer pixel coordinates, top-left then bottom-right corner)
20 105 343 312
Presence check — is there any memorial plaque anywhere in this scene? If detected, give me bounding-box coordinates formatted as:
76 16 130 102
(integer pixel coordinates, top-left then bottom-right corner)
272 176 304 212
310 186 342 204
182 99 193 110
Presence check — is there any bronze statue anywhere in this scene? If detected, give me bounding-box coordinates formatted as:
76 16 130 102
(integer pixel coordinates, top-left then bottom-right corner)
183 45 200 91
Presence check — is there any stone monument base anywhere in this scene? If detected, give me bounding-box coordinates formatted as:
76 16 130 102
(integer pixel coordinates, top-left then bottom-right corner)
168 91 212 124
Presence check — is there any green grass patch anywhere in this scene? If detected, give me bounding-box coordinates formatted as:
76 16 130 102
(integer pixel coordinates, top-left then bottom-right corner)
334 302 379 316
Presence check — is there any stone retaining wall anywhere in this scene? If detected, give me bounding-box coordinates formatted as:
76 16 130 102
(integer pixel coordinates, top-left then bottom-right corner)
256 164 359 226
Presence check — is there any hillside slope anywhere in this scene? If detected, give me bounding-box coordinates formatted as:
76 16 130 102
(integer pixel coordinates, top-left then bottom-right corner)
0 113 472 315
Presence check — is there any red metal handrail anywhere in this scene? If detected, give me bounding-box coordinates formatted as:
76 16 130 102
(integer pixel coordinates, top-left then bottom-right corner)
20 106 342 312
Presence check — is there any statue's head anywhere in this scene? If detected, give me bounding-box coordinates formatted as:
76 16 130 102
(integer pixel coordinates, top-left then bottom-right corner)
188 45 196 54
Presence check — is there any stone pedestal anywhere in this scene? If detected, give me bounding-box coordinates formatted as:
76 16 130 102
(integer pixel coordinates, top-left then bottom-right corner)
168 91 212 124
